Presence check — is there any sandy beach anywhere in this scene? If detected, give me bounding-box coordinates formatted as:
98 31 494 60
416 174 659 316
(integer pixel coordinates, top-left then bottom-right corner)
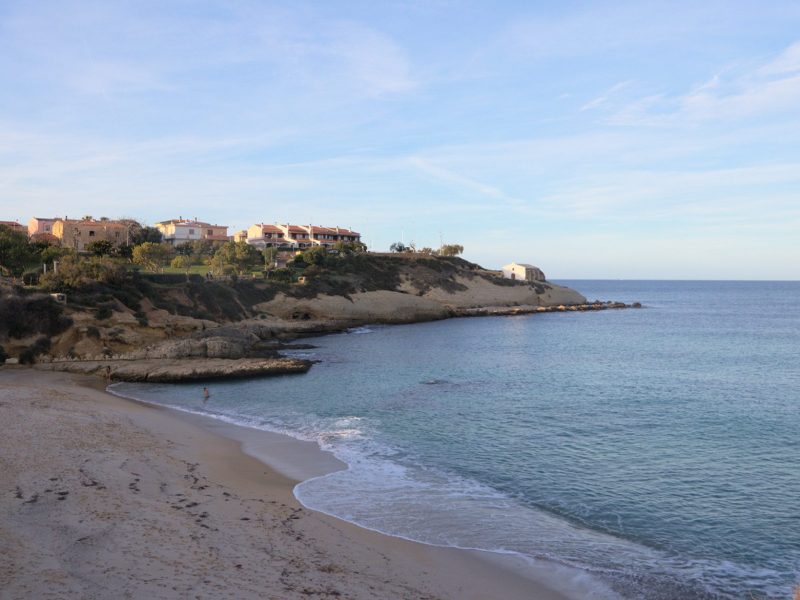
0 368 571 600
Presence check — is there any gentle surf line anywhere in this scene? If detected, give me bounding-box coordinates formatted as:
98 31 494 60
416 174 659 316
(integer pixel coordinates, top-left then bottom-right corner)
106 382 614 600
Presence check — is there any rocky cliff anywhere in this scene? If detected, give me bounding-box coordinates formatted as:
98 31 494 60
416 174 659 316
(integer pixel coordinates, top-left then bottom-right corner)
1 255 589 365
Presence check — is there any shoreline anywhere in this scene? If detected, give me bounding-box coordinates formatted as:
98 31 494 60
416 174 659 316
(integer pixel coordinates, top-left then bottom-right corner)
105 379 600 599
24 300 641 383
0 368 576 599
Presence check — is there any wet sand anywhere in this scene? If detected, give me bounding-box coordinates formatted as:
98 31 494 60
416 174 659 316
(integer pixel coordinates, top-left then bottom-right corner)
0 368 572 600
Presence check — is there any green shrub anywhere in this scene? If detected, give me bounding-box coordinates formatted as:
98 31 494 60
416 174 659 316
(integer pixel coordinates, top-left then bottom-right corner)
267 268 293 283
22 270 40 285
19 336 51 365
0 294 73 339
40 255 127 292
95 303 114 320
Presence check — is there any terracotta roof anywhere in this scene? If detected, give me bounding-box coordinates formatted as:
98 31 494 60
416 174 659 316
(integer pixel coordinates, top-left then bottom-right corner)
0 221 23 228
251 223 360 237
158 219 227 228
60 219 127 227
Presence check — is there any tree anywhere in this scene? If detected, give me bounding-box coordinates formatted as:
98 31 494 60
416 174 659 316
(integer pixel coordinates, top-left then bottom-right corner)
170 255 195 273
115 244 133 259
189 239 215 257
40 255 127 291
333 240 367 254
302 246 327 266
175 243 194 256
131 226 163 245
85 240 114 257
120 219 164 246
132 242 174 271
439 244 464 257
39 245 74 265
0 225 36 277
209 241 261 275
262 246 278 269
389 242 407 253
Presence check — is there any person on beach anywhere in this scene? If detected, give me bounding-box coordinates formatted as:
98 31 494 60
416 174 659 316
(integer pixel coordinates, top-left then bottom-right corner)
105 365 112 383
203 387 210 402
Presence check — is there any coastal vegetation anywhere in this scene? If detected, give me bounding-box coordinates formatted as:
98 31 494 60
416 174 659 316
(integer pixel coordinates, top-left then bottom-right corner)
0 234 590 368
2 222 598 373
389 242 464 257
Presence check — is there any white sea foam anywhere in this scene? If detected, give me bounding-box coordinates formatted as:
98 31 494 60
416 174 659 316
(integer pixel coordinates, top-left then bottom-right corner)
108 381 789 599
347 326 375 334
110 385 656 598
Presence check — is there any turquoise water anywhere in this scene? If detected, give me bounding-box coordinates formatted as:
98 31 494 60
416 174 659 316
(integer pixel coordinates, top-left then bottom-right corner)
113 281 800 599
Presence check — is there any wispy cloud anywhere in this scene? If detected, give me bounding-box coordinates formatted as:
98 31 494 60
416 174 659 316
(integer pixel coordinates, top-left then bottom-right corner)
580 81 632 112
406 157 523 206
608 39 800 124
2 1 800 277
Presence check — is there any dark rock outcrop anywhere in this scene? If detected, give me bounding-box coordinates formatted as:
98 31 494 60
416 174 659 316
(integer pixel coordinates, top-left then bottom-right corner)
34 357 311 382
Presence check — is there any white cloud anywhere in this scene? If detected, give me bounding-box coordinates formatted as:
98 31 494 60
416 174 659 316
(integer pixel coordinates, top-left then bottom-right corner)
580 81 632 112
609 40 800 124
758 40 800 75
406 157 522 206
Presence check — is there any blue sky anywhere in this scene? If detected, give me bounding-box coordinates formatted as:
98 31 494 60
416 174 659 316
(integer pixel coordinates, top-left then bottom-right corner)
1 1 799 279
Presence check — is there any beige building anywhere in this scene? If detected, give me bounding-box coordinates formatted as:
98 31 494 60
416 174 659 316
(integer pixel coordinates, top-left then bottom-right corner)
52 218 128 252
246 223 361 249
502 262 546 282
155 218 229 246
28 217 58 238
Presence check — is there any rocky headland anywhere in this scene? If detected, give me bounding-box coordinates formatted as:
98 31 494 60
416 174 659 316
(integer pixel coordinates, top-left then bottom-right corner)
1 254 639 381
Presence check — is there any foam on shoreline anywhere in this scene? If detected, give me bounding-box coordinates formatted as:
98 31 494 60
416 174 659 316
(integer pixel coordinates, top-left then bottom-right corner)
107 381 617 600
2 368 575 600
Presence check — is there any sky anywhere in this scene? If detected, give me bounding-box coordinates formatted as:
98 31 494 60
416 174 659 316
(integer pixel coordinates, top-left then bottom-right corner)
1 0 799 279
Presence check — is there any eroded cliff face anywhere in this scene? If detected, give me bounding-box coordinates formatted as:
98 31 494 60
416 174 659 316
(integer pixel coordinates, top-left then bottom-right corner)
252 278 586 323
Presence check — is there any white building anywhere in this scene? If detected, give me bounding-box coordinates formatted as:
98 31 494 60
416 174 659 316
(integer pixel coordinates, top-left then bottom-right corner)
246 223 361 249
502 262 546 282
155 218 229 246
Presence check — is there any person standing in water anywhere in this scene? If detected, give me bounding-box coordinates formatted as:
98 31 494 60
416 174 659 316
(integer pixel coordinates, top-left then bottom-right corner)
203 387 210 402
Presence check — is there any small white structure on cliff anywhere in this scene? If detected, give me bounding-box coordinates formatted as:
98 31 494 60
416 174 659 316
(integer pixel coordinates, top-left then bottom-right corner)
502 262 546 282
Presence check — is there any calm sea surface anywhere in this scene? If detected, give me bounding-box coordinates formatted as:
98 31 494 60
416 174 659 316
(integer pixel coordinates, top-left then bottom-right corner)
113 281 800 599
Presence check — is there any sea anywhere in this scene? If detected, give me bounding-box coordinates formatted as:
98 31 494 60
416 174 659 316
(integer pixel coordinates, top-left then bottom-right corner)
110 280 800 599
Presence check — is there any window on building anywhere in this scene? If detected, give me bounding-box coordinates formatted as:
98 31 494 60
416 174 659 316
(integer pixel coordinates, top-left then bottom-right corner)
89 231 95 236
189 228 195 234
207 229 213 236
